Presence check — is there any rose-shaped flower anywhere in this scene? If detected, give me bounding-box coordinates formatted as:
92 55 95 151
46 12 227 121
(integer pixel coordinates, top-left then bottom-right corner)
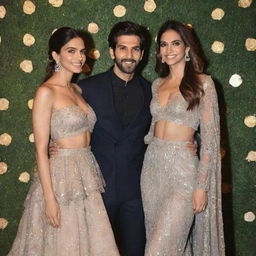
49 0 63 7
52 28 58 34
0 5 6 19
211 8 225 20
0 98 9 110
27 99 33 109
20 60 33 73
82 64 91 73
23 1 36 15
244 116 256 128
246 151 256 162
245 38 256 51
0 162 8 175
19 172 30 183
23 33 35 47
29 133 34 143
87 23 99 34
244 211 255 222
144 0 157 13
0 133 12 146
238 0 253 8
88 48 100 60
0 218 8 229
113 5 126 17
187 24 193 29
222 183 232 194
211 41 224 54
229 74 243 87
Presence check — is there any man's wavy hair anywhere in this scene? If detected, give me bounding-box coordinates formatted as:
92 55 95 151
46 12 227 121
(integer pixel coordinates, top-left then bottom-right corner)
108 21 146 50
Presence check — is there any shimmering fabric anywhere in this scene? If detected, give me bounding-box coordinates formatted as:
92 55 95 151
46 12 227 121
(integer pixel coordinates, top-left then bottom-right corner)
51 104 96 139
8 106 119 256
142 76 225 255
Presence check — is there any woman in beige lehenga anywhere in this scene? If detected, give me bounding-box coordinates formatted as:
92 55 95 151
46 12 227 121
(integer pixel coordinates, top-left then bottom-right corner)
8 27 119 256
141 20 225 255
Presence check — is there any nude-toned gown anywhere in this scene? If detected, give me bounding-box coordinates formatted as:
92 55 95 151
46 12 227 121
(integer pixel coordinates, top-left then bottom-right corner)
141 76 225 255
8 105 119 256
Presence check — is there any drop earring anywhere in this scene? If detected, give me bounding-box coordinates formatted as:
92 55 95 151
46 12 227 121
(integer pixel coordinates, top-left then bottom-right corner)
54 61 62 72
185 52 190 62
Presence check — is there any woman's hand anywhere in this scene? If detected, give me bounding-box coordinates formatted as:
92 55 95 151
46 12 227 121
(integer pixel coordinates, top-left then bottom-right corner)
45 197 61 228
192 189 207 214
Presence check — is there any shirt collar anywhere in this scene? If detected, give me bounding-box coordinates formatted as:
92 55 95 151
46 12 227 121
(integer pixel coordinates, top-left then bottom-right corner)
110 68 137 87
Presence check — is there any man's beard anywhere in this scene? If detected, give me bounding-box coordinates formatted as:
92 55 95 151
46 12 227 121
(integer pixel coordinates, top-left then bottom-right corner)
114 58 139 74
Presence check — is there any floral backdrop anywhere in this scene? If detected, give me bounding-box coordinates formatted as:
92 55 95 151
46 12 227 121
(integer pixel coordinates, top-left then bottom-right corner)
0 0 255 255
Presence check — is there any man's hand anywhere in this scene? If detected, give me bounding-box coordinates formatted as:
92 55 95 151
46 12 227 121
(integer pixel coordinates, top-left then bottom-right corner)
49 140 59 157
186 141 197 156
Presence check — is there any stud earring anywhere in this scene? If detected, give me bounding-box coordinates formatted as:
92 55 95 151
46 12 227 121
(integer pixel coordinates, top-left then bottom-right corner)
185 52 190 62
54 61 62 72
161 57 165 64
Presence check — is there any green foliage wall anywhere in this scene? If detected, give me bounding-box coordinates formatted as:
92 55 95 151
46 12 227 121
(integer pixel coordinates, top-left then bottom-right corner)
0 0 255 255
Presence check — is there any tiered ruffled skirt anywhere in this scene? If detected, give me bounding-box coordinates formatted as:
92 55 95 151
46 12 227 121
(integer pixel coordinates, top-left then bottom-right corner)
8 147 119 256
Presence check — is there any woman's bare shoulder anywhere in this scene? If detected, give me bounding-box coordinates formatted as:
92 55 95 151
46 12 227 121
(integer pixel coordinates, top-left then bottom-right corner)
72 83 82 94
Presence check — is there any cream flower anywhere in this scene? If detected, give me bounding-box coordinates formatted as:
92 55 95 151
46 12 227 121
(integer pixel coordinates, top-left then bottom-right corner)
222 183 232 194
27 99 33 109
0 5 6 19
23 1 36 15
245 38 256 51
20 60 33 73
211 8 225 20
244 116 256 128
211 41 224 54
0 133 12 146
0 98 9 110
187 24 193 29
49 0 63 7
88 48 100 60
19 172 30 183
23 33 35 47
244 211 255 222
229 74 242 87
246 151 256 162
0 162 8 175
52 28 58 34
0 218 8 229
144 0 157 13
82 64 91 73
87 23 99 34
113 5 126 17
238 0 253 8
29 133 35 143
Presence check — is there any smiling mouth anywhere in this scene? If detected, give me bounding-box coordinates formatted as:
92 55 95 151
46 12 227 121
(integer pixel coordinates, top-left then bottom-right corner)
122 59 136 64
72 63 83 67
166 55 176 59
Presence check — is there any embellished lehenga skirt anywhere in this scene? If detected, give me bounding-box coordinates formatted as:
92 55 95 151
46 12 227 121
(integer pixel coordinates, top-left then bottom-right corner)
8 147 119 256
141 137 199 256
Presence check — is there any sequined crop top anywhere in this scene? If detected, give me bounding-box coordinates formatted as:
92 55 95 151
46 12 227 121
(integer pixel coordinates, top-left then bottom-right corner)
145 75 220 192
150 78 200 130
51 105 96 140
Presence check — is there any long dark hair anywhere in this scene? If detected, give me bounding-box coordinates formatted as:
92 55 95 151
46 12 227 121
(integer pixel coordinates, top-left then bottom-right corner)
155 20 205 110
44 27 83 81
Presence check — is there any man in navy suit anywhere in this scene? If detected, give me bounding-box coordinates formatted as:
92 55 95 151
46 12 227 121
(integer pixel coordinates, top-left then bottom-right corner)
78 21 152 256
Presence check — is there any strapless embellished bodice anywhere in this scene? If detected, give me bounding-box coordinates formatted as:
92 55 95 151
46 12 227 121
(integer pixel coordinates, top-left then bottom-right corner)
150 78 199 130
51 105 96 140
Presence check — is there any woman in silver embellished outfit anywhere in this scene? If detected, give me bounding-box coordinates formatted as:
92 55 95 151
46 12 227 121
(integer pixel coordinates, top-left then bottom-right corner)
141 20 225 255
8 27 119 256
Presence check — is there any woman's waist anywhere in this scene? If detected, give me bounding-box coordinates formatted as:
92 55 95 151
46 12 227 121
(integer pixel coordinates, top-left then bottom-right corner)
52 146 92 157
150 136 192 149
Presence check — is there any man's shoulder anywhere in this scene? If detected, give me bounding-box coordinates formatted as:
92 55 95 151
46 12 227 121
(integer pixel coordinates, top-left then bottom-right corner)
136 74 151 86
78 70 110 87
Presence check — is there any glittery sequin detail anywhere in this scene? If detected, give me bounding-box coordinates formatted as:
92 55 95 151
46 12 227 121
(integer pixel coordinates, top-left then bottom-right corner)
8 106 120 256
142 76 225 256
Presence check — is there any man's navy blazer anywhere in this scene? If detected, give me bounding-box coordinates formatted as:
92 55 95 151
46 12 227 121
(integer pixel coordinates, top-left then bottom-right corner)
79 69 152 204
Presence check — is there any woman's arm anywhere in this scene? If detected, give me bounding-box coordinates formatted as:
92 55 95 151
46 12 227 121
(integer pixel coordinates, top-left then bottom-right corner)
32 85 61 228
193 75 220 213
